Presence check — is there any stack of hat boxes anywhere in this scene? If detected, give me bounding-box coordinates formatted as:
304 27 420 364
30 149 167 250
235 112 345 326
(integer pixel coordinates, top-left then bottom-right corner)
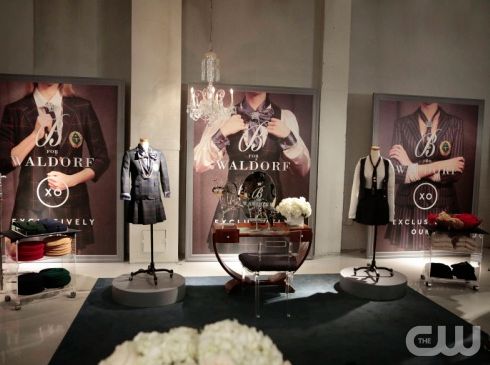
2 221 78 310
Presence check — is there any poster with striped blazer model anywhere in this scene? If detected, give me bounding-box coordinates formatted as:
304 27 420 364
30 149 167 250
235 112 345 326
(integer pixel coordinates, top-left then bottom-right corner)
372 94 484 254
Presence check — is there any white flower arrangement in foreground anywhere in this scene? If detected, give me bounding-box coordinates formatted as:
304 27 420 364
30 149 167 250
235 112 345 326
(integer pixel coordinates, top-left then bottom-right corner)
275 197 312 219
99 319 291 365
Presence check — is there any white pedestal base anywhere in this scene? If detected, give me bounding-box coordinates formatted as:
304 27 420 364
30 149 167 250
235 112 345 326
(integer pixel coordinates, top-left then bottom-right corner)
111 272 185 307
339 266 407 301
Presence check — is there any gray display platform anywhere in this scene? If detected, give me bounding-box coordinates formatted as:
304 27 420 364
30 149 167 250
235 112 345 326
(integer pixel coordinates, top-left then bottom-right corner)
339 266 407 301
111 272 185 307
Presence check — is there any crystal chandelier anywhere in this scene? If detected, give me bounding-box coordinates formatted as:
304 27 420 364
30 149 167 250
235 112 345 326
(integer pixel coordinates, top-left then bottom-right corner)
187 0 235 125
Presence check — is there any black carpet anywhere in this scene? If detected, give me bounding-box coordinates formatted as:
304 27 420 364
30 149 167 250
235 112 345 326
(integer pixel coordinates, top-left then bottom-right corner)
49 275 490 365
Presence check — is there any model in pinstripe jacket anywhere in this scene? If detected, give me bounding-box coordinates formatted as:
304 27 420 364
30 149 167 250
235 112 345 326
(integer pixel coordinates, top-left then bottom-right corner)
385 103 464 250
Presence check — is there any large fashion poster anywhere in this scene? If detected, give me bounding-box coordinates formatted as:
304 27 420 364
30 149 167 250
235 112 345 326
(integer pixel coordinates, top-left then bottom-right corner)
0 75 124 257
188 86 316 256
373 93 484 254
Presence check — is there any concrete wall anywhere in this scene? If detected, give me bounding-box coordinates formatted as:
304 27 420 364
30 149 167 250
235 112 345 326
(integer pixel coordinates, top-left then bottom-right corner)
315 0 351 255
0 0 34 74
130 0 181 263
0 0 130 79
182 0 324 88
343 0 490 250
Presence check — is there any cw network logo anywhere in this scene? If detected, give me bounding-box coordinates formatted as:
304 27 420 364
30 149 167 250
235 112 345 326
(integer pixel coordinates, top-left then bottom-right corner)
406 325 481 357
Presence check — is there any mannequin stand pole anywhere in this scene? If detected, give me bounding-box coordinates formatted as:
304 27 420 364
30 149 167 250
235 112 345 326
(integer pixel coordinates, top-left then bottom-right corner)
0 174 5 291
129 224 173 286
353 225 393 283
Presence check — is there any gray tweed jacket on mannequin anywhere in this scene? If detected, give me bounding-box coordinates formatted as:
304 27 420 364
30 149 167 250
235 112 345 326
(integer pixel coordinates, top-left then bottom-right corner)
120 144 170 224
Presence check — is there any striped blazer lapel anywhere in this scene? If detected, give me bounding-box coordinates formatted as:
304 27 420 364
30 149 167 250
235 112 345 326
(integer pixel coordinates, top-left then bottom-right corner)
407 111 421 141
403 111 423 161
435 108 449 137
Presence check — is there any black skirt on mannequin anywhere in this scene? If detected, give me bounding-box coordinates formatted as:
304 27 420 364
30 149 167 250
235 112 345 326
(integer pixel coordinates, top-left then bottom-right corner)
355 188 389 225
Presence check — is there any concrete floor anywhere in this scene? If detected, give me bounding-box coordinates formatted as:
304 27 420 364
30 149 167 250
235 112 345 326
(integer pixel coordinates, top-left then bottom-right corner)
1 250 489 365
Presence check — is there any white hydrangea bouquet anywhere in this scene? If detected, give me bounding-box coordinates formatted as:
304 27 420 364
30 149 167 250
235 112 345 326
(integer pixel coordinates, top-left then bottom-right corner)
275 197 312 225
99 319 291 365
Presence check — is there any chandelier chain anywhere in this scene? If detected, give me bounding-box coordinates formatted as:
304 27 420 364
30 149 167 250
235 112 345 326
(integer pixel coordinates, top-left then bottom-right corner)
186 0 235 126
209 0 213 51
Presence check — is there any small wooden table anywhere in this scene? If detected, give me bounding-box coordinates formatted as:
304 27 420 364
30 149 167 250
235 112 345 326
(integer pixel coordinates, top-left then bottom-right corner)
212 222 313 293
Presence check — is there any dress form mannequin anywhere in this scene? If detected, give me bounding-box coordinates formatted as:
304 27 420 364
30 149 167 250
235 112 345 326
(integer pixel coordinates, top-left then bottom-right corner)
352 146 394 281
140 137 149 151
370 145 380 164
121 137 173 285
0 173 5 290
349 145 395 223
